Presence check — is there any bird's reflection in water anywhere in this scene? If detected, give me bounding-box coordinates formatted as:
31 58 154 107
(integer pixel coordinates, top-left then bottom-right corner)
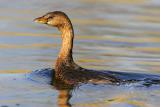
57 89 72 107
52 78 76 107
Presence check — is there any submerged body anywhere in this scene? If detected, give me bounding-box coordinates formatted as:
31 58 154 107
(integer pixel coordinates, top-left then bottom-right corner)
34 11 119 85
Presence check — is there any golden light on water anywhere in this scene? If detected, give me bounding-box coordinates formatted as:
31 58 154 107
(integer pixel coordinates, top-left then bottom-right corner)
0 0 160 106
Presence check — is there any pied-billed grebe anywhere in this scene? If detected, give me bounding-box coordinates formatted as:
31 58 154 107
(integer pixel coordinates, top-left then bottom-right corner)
34 11 119 85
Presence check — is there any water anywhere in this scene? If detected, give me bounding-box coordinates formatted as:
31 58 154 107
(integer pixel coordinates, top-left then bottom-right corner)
0 0 160 107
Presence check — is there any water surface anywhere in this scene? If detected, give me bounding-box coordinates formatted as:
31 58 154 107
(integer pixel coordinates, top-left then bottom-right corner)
0 0 160 107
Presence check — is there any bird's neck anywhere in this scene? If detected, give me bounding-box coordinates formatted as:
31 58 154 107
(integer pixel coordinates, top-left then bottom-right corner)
57 23 74 64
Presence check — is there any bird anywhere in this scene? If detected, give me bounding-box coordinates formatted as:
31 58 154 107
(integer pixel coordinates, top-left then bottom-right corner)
34 11 120 85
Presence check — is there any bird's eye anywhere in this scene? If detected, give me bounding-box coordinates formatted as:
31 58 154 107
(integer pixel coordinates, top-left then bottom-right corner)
48 16 53 19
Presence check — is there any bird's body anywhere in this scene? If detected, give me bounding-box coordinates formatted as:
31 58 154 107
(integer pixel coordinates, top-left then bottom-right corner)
34 11 119 85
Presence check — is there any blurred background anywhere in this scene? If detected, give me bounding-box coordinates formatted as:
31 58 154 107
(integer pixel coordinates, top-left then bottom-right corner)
0 0 160 74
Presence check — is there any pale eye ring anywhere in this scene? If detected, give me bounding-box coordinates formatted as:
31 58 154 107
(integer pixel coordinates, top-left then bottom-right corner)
47 18 52 22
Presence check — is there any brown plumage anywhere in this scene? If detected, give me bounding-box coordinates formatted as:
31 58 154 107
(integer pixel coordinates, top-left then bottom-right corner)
34 11 119 85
